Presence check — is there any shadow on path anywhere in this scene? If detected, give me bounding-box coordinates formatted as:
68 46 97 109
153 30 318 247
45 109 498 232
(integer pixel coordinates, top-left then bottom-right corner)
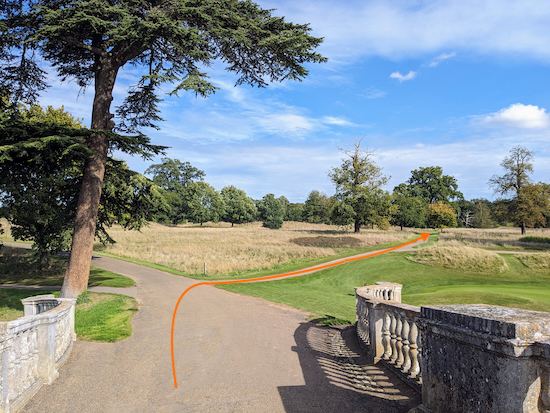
278 322 421 413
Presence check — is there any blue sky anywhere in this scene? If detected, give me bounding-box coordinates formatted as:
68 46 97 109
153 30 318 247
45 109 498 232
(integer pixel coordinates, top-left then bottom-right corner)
41 0 550 203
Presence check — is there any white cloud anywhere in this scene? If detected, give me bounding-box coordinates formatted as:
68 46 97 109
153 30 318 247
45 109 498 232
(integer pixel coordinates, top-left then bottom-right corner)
321 116 356 126
390 71 417 83
254 113 316 137
426 52 456 67
261 0 550 62
480 103 550 129
360 88 386 99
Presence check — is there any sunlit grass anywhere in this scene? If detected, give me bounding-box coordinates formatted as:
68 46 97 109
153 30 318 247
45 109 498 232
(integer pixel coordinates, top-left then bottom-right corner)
219 251 550 324
0 290 138 343
75 292 139 342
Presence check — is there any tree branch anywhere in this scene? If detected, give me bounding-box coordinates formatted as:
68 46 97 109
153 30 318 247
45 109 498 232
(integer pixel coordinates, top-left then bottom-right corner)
62 37 108 57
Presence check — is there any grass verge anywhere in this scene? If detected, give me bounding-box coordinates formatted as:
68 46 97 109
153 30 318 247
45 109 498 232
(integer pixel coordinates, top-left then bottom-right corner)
218 251 550 325
0 289 138 342
75 292 139 342
0 246 134 287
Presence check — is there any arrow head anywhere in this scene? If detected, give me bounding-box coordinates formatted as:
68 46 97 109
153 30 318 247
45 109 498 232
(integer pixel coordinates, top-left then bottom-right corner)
420 233 430 242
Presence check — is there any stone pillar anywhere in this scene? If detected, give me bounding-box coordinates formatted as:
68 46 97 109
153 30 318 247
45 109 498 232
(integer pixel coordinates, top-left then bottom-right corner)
21 295 56 317
417 304 550 413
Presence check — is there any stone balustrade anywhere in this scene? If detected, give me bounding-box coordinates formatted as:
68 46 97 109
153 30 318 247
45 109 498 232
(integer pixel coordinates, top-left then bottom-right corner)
0 295 76 413
355 282 422 392
356 282 550 413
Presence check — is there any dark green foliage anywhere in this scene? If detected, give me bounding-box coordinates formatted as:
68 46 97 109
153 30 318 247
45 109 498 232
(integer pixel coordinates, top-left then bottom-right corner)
0 104 168 262
145 158 205 191
257 193 285 229
396 166 463 204
285 203 304 222
2 0 326 110
328 139 390 232
302 190 334 224
519 236 550 244
145 158 206 224
330 201 355 227
221 185 256 226
182 181 225 225
392 192 427 230
471 199 495 228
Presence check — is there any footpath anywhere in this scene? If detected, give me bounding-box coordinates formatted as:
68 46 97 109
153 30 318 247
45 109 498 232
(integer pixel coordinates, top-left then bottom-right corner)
2 240 425 412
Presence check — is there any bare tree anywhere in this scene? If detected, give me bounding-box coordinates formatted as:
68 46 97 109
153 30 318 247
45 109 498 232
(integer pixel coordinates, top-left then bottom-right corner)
489 146 534 234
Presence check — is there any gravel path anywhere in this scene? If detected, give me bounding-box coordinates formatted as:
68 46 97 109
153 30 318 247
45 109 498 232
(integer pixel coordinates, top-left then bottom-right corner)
3 241 423 412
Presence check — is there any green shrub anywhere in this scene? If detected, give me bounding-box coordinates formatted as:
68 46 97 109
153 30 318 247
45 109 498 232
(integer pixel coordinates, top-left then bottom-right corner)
519 236 550 244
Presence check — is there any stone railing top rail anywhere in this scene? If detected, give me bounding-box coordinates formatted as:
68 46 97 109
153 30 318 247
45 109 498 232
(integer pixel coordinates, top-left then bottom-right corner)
356 282 403 303
0 296 75 338
422 304 550 341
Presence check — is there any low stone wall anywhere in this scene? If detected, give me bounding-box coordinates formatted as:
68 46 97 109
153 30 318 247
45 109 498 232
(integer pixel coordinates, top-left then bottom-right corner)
355 282 422 392
417 305 550 413
0 295 76 413
356 282 550 413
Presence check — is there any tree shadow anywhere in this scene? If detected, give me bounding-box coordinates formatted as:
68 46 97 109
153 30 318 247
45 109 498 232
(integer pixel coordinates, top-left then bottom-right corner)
277 322 421 413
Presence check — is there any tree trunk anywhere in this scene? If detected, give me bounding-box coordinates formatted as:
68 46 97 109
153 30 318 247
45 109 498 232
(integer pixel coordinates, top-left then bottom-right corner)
400 224 403 231
521 222 526 235
60 60 118 298
38 251 50 270
354 220 361 233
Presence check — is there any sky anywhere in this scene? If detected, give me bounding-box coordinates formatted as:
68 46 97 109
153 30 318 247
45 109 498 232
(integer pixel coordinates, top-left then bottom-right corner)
40 0 550 203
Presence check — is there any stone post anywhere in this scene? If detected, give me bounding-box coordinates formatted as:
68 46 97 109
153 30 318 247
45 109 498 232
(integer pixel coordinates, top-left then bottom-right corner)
416 304 550 413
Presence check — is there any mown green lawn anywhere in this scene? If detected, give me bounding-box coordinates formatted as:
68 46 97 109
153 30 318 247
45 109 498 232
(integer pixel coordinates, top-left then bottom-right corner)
218 251 550 324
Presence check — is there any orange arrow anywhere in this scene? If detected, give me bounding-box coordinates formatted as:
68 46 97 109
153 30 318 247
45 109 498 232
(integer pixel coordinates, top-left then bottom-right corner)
170 232 430 388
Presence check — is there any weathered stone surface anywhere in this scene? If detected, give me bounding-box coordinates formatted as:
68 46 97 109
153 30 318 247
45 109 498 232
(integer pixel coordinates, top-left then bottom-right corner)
418 304 550 413
0 295 75 413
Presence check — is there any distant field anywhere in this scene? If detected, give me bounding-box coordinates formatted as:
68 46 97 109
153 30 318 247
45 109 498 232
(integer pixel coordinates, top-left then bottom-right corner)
439 227 550 250
93 221 414 277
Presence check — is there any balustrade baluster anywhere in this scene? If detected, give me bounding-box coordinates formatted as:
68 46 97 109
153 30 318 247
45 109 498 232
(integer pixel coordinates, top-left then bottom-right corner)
382 311 391 360
408 321 420 378
395 315 404 367
401 318 411 373
417 329 422 382
390 313 398 363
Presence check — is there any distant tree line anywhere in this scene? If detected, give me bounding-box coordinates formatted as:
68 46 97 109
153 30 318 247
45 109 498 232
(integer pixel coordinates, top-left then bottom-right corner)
2 103 549 273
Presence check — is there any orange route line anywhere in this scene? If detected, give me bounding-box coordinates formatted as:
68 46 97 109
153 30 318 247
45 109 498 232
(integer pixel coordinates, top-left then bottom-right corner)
170 232 431 388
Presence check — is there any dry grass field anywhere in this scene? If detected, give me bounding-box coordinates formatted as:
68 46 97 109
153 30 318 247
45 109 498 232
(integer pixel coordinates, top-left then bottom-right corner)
438 227 550 250
408 244 508 274
0 218 12 240
94 221 413 276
